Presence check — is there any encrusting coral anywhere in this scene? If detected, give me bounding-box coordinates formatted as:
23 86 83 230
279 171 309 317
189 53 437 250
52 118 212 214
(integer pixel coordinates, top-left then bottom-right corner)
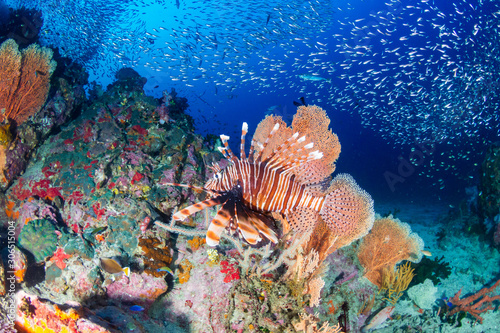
178 258 194 284
138 236 173 277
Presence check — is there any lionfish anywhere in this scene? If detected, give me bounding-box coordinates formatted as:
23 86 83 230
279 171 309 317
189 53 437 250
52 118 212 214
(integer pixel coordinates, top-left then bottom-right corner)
167 106 373 247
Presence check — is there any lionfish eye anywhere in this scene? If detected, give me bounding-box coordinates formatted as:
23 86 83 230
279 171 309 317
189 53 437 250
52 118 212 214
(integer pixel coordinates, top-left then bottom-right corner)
213 172 222 180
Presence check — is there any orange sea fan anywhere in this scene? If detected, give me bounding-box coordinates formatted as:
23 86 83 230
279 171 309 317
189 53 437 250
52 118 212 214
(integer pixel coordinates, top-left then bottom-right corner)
0 39 56 125
252 105 340 188
290 105 341 185
357 215 424 288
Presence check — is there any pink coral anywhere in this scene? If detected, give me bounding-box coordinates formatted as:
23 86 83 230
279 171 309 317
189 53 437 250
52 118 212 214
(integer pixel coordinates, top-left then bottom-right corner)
220 260 240 283
49 248 71 270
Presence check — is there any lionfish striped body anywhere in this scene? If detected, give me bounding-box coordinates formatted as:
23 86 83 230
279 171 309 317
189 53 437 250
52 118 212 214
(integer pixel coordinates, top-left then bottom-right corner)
168 115 373 247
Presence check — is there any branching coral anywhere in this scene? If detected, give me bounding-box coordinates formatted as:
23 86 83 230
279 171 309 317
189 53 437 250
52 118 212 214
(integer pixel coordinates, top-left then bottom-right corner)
380 261 415 305
447 278 500 324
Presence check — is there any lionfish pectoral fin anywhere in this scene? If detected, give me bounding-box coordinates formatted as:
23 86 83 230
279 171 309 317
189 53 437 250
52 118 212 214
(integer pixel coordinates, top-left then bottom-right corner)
206 203 233 246
285 207 320 233
236 219 261 245
172 196 226 221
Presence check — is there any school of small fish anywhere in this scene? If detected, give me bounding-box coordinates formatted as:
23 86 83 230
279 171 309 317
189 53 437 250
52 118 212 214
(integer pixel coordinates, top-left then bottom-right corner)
7 0 499 187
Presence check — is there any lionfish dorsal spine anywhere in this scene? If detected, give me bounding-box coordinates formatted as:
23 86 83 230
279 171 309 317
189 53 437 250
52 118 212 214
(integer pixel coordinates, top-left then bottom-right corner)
264 132 299 167
217 146 230 160
240 122 248 160
280 150 323 175
220 134 238 162
262 131 322 173
253 123 280 162
248 139 256 161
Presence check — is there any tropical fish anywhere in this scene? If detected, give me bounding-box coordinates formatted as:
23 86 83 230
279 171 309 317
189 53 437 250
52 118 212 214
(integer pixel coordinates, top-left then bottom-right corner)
298 74 331 83
157 266 174 276
99 258 130 277
293 97 308 107
421 250 432 256
361 306 395 332
164 106 373 247
265 105 281 115
90 227 107 235
129 305 144 311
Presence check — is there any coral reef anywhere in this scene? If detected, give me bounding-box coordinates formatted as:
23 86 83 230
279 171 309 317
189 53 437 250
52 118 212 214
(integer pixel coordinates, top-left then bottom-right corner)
0 40 87 187
0 59 465 332
106 272 168 308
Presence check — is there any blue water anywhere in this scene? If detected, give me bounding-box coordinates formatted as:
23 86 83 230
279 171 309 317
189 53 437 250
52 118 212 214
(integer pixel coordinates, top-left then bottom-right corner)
3 0 499 204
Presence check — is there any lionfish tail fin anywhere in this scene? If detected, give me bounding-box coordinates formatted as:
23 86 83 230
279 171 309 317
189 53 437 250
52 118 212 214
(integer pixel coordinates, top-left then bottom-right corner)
238 207 278 244
319 174 374 243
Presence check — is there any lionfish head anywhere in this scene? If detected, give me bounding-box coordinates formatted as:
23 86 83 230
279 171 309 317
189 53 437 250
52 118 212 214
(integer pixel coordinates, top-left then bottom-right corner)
204 161 234 192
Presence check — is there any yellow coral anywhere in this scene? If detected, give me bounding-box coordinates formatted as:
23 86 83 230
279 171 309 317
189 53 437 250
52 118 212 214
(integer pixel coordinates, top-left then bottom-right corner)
0 123 12 145
178 259 194 284
0 144 6 184
380 261 415 305
207 248 220 264
54 304 80 321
